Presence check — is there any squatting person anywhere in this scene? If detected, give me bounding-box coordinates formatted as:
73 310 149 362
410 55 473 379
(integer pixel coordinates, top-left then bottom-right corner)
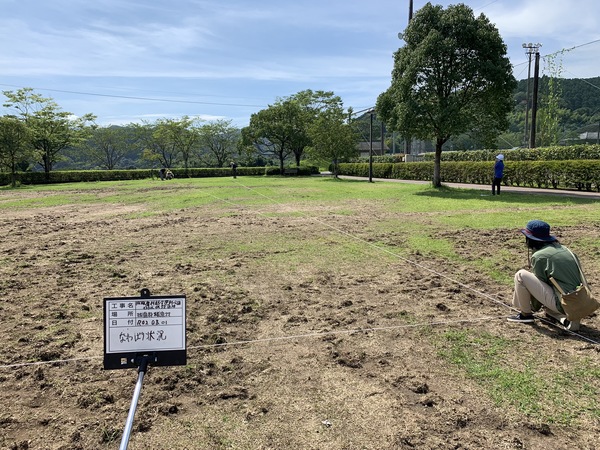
508 220 587 330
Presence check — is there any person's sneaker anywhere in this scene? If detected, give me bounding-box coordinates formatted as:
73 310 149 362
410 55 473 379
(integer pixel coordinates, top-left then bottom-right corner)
507 313 535 323
559 318 581 331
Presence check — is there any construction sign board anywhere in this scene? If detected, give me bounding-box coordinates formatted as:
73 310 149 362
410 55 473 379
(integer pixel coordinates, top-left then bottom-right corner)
103 292 186 369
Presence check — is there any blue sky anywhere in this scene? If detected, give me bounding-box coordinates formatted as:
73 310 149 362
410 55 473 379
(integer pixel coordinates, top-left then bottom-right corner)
1 0 599 127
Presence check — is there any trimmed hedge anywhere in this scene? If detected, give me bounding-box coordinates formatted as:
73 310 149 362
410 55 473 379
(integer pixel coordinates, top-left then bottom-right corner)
0 165 320 187
338 160 600 192
0 169 154 185
421 144 600 162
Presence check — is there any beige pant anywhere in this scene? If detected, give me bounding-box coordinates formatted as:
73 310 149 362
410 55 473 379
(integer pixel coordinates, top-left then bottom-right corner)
513 269 559 314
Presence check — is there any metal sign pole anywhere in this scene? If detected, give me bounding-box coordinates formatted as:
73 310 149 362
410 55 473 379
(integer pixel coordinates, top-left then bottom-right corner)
104 288 186 448
119 356 150 450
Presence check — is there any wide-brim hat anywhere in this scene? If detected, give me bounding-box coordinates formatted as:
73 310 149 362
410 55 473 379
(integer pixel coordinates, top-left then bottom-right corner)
496 154 504 160
520 220 556 242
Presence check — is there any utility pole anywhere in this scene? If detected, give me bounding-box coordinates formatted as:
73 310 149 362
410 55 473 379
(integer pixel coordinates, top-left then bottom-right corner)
522 43 541 148
404 0 414 157
381 122 385 155
529 47 541 149
369 110 374 182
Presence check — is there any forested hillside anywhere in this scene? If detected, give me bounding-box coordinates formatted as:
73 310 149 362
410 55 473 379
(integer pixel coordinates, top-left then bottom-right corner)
353 76 600 153
499 76 600 149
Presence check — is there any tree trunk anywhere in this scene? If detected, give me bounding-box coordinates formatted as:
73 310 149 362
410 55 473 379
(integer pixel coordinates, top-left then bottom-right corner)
433 139 443 188
10 161 17 188
43 151 51 182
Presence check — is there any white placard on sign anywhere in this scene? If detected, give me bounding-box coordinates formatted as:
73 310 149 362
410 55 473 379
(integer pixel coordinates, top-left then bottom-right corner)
105 297 186 354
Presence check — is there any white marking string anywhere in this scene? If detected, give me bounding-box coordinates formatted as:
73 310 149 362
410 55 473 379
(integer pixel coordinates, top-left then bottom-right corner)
1 179 597 370
0 316 501 370
1 312 596 371
214 182 514 310
217 178 600 346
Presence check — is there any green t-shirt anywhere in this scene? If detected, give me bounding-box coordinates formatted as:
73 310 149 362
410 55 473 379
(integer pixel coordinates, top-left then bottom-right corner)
531 243 583 313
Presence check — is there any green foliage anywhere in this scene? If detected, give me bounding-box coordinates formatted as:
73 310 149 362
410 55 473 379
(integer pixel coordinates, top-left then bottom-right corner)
0 165 320 186
376 3 516 187
82 126 136 170
422 144 600 162
242 99 305 173
2 88 96 176
307 109 358 177
338 159 600 191
538 53 565 147
154 116 203 172
242 90 350 173
0 116 32 186
197 119 239 168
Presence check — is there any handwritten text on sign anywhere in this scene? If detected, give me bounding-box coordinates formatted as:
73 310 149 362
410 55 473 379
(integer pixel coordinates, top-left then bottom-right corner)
105 298 185 353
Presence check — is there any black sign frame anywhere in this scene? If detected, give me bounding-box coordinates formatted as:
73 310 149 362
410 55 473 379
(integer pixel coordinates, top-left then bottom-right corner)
103 289 186 370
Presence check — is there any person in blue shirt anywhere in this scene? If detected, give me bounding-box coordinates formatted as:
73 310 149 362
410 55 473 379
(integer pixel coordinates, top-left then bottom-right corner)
492 154 504 195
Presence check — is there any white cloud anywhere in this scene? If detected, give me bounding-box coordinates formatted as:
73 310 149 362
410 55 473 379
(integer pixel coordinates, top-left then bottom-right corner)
1 0 599 127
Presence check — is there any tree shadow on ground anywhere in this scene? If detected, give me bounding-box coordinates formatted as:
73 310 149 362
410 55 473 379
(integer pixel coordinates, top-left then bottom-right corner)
414 185 599 205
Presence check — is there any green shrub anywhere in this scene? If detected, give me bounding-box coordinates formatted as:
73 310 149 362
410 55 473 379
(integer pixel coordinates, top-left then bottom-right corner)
421 144 600 162
337 160 600 192
0 165 320 187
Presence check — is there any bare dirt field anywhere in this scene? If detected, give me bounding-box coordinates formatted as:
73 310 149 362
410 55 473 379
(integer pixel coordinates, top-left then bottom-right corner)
0 180 599 450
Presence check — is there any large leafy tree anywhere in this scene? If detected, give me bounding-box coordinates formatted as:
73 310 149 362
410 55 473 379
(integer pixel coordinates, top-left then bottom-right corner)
136 121 179 169
197 119 239 167
0 116 32 186
243 99 304 174
2 88 96 179
243 90 347 172
84 126 134 170
154 116 202 174
376 3 516 187
288 90 344 166
308 107 359 178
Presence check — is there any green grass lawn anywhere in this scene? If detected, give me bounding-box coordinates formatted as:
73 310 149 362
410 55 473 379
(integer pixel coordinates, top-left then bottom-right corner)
3 176 600 427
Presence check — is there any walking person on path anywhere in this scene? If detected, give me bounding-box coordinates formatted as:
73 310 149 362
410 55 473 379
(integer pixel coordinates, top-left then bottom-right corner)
492 154 504 195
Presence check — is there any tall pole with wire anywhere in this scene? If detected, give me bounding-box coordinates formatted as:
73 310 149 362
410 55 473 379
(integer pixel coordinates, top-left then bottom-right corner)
404 0 414 157
529 47 541 149
369 110 374 182
522 43 541 148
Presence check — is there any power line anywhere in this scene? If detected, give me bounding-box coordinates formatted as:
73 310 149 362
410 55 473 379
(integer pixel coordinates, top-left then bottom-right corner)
0 83 267 108
561 71 600 92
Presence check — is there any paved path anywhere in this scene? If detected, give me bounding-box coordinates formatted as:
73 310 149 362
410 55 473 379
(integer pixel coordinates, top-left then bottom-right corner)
317 173 600 200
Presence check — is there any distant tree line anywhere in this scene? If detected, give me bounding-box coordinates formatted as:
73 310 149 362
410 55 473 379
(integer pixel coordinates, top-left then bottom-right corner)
0 88 360 186
0 50 600 188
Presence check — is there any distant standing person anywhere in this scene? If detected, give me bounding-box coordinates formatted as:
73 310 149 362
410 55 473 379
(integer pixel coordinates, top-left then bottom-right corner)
492 154 504 195
231 161 238 179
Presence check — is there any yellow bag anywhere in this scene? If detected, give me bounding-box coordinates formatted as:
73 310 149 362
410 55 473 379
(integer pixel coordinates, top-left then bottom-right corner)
549 246 599 322
550 279 600 322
